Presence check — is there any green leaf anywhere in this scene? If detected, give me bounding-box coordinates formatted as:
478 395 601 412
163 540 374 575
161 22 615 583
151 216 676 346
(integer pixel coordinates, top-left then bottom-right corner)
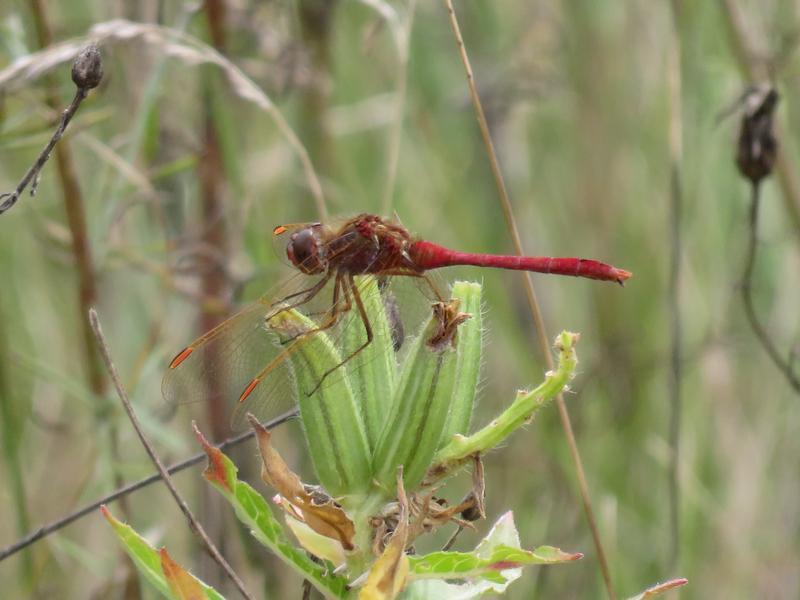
267 307 372 496
408 544 581 581
406 511 580 597
100 505 225 600
195 428 350 599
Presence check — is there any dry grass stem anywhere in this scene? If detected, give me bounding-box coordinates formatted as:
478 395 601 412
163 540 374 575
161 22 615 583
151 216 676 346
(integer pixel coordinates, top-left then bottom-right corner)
440 1 616 597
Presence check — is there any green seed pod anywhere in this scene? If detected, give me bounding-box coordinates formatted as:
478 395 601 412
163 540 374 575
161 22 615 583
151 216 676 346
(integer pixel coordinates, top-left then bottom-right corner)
372 295 472 491
266 309 371 497
440 281 483 446
339 276 399 451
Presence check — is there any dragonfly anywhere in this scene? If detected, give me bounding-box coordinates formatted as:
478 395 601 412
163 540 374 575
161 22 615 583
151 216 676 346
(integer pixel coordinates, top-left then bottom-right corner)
162 213 630 429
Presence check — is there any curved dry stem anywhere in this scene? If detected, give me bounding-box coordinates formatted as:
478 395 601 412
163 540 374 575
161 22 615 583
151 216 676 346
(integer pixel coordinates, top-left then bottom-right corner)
88 308 255 600
0 19 328 220
741 184 800 394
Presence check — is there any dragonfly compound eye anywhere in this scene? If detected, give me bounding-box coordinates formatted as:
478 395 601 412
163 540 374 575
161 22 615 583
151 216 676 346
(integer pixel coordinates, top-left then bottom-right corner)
287 227 326 274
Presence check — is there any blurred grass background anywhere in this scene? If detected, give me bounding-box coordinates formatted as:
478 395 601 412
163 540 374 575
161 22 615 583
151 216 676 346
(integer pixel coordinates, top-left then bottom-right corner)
1 1 799 598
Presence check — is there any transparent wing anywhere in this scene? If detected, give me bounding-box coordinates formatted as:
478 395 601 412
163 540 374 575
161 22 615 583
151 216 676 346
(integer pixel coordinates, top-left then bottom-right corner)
228 274 409 431
163 266 332 411
163 223 450 432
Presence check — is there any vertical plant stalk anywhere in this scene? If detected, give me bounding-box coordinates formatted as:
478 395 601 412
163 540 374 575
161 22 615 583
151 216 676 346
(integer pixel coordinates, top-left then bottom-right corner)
88 309 255 600
667 0 684 570
381 0 417 216
298 0 338 221
741 184 800 393
440 2 616 598
720 0 800 236
197 3 234 591
199 0 231 443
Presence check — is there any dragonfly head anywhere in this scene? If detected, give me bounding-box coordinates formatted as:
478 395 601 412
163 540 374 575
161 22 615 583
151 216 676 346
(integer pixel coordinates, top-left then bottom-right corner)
286 224 327 274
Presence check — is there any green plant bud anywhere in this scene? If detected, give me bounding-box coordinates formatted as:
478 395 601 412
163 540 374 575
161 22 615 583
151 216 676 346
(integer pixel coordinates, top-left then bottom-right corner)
440 281 483 446
372 296 470 491
266 308 371 497
339 276 399 451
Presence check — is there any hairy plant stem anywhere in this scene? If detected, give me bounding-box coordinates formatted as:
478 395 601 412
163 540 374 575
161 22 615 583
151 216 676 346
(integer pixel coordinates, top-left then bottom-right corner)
344 491 392 577
440 2 616 597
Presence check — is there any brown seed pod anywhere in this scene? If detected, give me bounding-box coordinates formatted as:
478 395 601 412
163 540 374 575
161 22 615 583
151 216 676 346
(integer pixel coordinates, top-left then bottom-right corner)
736 86 779 185
71 45 103 90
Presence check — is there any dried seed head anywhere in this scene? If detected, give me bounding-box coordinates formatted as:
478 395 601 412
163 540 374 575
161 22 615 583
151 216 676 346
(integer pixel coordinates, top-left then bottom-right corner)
460 504 483 522
736 86 779 184
71 45 103 90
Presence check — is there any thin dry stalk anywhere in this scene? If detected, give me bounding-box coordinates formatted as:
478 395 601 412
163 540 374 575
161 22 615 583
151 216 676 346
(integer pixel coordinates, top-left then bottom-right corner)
720 0 800 236
196 3 235 588
0 409 297 563
199 0 233 443
741 185 800 393
88 308 255 600
667 0 684 570
298 0 339 214
381 0 417 216
440 2 616 597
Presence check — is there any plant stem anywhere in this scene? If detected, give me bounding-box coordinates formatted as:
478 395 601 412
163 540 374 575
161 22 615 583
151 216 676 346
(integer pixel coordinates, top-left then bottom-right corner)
381 0 417 217
667 0 684 570
200 0 232 443
440 2 616 597
435 332 578 466
741 184 800 393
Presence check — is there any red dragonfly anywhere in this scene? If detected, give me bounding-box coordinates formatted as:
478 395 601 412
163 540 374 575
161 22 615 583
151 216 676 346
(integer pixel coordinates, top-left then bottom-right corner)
163 214 630 428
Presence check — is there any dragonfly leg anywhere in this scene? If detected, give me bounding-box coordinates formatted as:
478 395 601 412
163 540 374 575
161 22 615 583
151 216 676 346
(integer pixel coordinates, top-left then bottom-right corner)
240 275 348 402
306 275 374 396
267 274 334 342
281 273 351 345
420 273 445 302
268 273 332 313
372 269 445 302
